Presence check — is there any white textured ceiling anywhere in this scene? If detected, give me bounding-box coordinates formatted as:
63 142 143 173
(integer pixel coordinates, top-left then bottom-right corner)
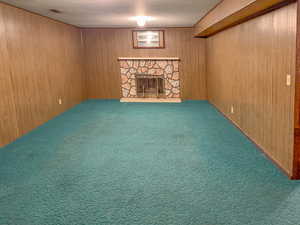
0 0 220 28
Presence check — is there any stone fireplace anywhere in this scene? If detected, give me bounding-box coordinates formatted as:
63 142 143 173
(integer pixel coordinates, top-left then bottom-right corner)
118 57 181 102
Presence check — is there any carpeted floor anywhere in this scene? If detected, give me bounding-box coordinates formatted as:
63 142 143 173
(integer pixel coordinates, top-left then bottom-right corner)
0 100 300 225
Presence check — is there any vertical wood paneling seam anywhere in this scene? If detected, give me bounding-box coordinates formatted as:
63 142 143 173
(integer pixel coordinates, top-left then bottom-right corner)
292 0 300 178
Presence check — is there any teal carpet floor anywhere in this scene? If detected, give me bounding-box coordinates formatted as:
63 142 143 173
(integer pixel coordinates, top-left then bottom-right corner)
1 100 300 225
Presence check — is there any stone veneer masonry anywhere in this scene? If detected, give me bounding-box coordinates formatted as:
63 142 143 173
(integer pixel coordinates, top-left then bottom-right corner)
119 59 180 98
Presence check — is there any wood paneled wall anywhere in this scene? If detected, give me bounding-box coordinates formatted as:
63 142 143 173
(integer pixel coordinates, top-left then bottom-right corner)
206 3 297 176
0 3 86 147
82 28 206 100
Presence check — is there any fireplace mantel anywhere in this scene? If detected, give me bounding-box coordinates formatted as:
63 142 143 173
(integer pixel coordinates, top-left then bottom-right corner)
118 57 180 61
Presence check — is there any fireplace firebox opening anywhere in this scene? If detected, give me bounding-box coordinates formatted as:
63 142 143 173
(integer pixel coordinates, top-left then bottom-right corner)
135 74 164 98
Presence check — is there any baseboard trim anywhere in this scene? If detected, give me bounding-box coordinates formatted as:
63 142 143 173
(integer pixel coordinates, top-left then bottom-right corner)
209 101 295 180
120 98 182 103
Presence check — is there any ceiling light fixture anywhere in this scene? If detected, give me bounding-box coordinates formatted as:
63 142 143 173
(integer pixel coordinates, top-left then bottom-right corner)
130 16 154 27
137 17 146 27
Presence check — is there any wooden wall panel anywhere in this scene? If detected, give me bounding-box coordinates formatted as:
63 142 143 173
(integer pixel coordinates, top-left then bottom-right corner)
206 3 297 176
0 3 86 147
295 0 300 130
82 28 206 100
0 5 20 147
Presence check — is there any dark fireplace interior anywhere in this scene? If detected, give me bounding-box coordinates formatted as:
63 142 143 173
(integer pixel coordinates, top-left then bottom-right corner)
135 74 164 98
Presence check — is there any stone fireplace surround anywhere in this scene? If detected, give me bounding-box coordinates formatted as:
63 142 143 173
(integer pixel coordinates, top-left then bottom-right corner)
118 57 181 102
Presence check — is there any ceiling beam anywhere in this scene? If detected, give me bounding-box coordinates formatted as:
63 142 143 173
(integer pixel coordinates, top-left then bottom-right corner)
194 0 295 37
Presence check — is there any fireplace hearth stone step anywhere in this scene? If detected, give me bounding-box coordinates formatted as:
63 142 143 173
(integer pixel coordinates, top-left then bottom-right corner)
120 98 182 103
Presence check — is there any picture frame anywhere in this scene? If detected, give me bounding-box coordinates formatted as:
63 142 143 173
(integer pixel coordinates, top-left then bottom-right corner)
132 30 165 49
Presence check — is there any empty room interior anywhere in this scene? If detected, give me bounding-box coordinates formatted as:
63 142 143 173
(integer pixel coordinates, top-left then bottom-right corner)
1 0 300 224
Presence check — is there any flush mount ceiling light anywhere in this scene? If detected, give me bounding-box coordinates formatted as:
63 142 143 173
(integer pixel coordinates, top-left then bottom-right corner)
130 16 154 27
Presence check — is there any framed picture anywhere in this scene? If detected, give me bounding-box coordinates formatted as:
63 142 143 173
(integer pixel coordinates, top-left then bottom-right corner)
132 30 165 49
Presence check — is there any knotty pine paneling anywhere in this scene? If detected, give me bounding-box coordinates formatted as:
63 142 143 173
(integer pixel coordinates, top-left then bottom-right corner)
206 3 297 176
82 28 206 100
0 3 86 147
